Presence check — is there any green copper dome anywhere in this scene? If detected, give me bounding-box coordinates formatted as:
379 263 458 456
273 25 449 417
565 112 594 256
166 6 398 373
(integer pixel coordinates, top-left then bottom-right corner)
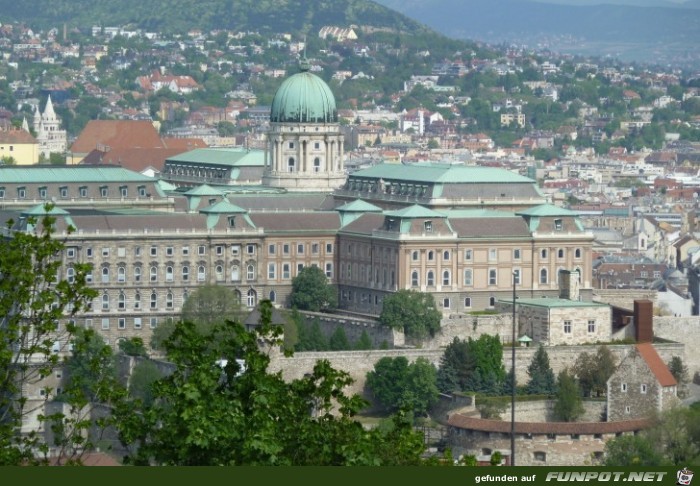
270 63 337 124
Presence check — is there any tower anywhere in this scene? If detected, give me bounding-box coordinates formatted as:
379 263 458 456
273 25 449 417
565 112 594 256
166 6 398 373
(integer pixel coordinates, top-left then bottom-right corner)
262 60 345 192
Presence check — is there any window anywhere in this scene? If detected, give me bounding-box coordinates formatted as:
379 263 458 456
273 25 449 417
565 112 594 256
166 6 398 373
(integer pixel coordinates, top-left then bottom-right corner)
269 290 277 303
489 248 497 262
182 246 190 256
443 250 450 261
150 246 158 257
66 267 75 283
117 266 126 283
621 383 627 392
297 243 304 255
412 250 419 261
216 245 224 256
17 187 26 199
38 187 47 199
541 249 548 259
231 265 240 281
101 318 110 330
246 244 255 255
540 268 548 284
464 297 472 308
138 185 147 197
150 317 158 329
465 249 472 261
80 186 88 198
66 247 77 259
428 251 434 261
165 246 174 257
247 289 257 308
489 269 497 286
427 271 434 286
86 269 93 283
268 263 276 279
0 187 4 198
86 247 93 258
513 248 521 260
102 247 110 257
182 265 189 281
640 271 648 278
134 318 142 329
150 292 157 310
134 266 141 283
641 384 647 394
513 268 521 285
197 266 206 282
120 186 128 197
134 292 141 310
288 157 295 172
288 142 295 149
443 298 450 309
102 293 110 310
282 263 291 279
563 320 572 334
215 265 224 281
313 157 321 172
325 243 333 254
325 262 333 278
575 248 582 259
150 265 158 282
534 452 546 462
558 248 564 259
134 246 141 257
247 264 255 280
268 243 276 255
282 243 290 255
101 266 110 283
411 270 419 287
100 186 108 197
554 219 563 231
312 243 319 254
464 269 473 286
442 270 451 286
198 245 206 256
424 220 433 232
588 320 596 333
625 406 631 414
166 292 174 310
118 292 126 310
653 271 661 278
118 318 126 329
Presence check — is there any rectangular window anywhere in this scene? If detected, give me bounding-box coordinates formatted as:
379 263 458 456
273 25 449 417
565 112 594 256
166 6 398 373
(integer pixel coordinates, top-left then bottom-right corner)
464 269 473 286
38 187 47 199
86 247 93 258
554 219 563 231
465 249 472 261
118 318 126 329
120 186 128 197
588 320 596 333
134 246 141 257
17 187 26 199
297 263 304 274
513 268 521 285
216 245 224 256
489 248 497 262
102 248 110 257
641 384 647 394
489 268 497 285
231 245 240 256
101 318 110 330
66 247 76 258
268 243 276 255
268 263 276 279
182 246 190 256
166 246 174 257
80 186 88 198
513 248 521 260
0 187 5 198
424 220 433 232
312 243 319 254
134 318 142 329
198 245 206 256
150 246 158 257
325 262 333 278
326 243 333 254
150 317 158 329
541 249 548 259
283 243 290 255
564 320 572 334
297 243 304 255
621 383 627 392
282 263 291 279
100 186 108 197
138 185 147 197
442 298 450 309
246 244 255 255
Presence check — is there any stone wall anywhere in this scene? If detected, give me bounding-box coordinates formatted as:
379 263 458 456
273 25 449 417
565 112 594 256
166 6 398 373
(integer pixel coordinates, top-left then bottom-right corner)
500 400 606 423
593 289 657 310
652 316 700 374
297 311 402 348
424 313 513 347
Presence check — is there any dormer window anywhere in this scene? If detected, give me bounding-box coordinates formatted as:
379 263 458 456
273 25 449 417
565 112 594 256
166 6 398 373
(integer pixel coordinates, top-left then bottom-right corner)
386 218 396 230
424 220 433 232
228 216 236 228
554 219 563 231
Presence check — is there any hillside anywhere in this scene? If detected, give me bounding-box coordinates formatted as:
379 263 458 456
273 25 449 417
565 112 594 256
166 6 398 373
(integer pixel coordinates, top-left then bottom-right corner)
375 0 700 63
0 0 428 36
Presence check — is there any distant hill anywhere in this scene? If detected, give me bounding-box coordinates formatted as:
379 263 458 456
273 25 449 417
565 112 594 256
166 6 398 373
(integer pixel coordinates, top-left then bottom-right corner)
375 0 700 63
0 0 429 36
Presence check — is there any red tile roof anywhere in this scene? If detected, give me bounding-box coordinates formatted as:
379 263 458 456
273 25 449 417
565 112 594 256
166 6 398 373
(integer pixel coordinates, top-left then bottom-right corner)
636 343 677 387
70 120 164 154
0 129 37 144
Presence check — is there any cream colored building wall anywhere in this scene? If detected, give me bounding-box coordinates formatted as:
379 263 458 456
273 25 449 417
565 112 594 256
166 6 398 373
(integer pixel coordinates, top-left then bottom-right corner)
0 142 38 165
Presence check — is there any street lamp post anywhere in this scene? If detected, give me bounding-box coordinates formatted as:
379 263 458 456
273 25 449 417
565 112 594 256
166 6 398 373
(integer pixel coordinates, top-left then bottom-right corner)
511 270 517 466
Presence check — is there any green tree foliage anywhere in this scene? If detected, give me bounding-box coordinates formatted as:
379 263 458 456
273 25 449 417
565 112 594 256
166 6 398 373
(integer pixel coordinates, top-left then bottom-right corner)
603 434 667 466
436 336 505 395
329 326 351 351
0 207 122 465
118 337 148 357
114 300 428 465
290 266 337 312
181 284 245 329
573 347 617 397
553 369 584 422
379 289 441 340
354 330 373 350
128 360 165 407
366 357 438 416
525 345 557 395
295 317 329 351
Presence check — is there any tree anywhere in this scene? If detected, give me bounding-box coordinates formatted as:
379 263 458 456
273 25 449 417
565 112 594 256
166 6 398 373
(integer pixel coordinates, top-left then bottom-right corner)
118 337 147 357
573 347 616 397
553 369 584 422
290 266 337 312
329 327 351 351
668 356 689 398
113 300 428 465
366 357 438 416
181 284 245 330
128 360 164 407
603 434 666 466
379 290 441 340
354 330 373 350
0 206 120 465
436 336 505 395
525 345 556 395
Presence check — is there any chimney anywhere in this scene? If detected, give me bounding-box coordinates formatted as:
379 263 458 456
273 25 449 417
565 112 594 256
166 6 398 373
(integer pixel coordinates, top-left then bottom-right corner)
634 300 653 343
558 269 580 301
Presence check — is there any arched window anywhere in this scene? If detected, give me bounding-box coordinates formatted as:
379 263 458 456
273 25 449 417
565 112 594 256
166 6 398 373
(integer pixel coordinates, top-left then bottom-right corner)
150 292 158 309
412 250 419 261
182 265 189 281
166 292 174 309
197 265 206 282
215 265 224 281
134 266 141 282
443 250 450 261
269 290 276 303
101 266 109 283
411 270 419 287
288 157 295 172
165 265 174 282
247 289 257 308
134 292 141 310
428 250 434 261
118 291 126 310
66 267 75 283
102 293 109 310
575 248 582 259
234 290 242 305
489 297 496 307
117 266 126 283
540 268 548 284
247 264 255 280
150 265 158 282
427 270 435 286
313 157 321 172
558 248 565 259
442 270 451 286
183 289 189 303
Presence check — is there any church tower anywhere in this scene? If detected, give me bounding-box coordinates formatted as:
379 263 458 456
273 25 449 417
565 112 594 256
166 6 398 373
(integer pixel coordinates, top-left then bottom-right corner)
34 95 67 159
262 60 345 192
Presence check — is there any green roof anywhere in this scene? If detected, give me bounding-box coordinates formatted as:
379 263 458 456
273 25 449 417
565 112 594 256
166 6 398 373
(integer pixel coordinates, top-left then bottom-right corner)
384 204 445 219
516 204 581 217
336 199 383 212
199 198 248 214
270 64 337 123
184 184 223 196
166 148 265 167
0 166 155 183
443 209 516 218
509 298 608 309
22 203 70 216
351 163 535 184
